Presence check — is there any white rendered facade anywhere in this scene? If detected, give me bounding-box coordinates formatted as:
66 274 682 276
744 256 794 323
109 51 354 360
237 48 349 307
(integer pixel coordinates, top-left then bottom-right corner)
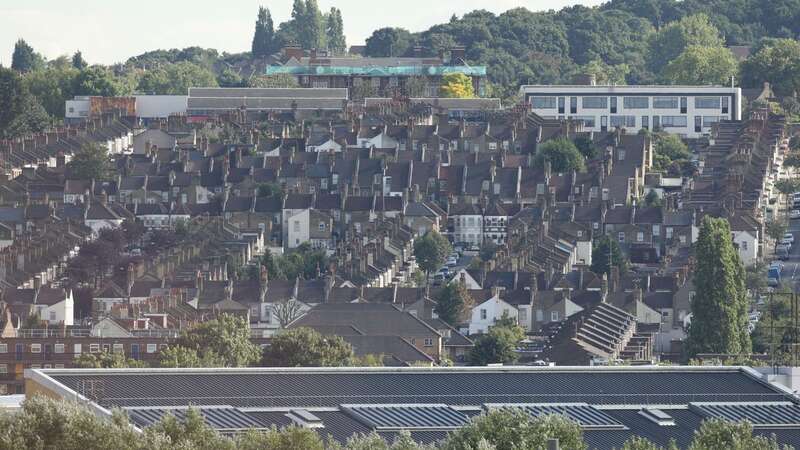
520 85 742 138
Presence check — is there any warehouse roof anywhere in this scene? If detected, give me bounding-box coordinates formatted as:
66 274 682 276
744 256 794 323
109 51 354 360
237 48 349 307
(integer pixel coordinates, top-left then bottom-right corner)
25 366 800 448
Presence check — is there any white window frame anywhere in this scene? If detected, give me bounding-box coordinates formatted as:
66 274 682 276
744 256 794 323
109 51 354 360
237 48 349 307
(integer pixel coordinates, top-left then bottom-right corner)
54 344 65 354
30 344 41 353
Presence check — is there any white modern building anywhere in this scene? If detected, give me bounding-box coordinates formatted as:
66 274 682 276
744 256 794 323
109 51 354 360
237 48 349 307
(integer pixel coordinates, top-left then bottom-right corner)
519 85 742 138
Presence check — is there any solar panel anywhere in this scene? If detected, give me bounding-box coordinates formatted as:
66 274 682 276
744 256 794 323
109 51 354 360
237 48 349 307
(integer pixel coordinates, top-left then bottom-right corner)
125 407 266 432
484 403 627 430
690 402 800 428
342 404 470 431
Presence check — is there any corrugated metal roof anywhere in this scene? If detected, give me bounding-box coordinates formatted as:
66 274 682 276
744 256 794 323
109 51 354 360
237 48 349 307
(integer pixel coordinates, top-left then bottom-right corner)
487 403 626 430
342 404 469 430
691 402 800 428
125 406 267 431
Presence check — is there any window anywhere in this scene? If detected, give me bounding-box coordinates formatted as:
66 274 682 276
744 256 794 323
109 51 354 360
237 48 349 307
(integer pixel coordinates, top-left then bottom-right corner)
55 364 64 369
551 311 559 321
610 116 636 128
558 96 565 114
54 344 64 354
536 309 544 321
618 232 625 243
722 96 729 114
30 364 40 369
653 97 679 109
575 116 596 127
653 115 660 129
642 115 649 129
679 235 687 244
30 344 41 353
74 344 82 354
318 222 325 231
653 225 660 236
741 241 748 250
49 311 56 322
89 344 100 353
582 96 607 109
0 364 7 374
610 96 617 113
570 97 577 114
531 96 557 109
480 309 487 320
423 338 433 347
623 97 649 109
637 232 644 242
695 97 721 109
661 116 687 128
0 344 6 353
666 227 673 239
147 344 157 353
293 220 300 233
113 344 124 354
519 309 527 322
680 97 687 113
702 116 722 127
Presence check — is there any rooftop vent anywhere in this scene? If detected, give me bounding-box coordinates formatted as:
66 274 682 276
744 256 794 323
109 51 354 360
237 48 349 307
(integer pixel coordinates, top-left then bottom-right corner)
639 408 676 426
286 409 325 428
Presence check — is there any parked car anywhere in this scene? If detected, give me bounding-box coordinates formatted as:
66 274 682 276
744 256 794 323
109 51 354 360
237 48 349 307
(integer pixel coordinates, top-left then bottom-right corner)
791 209 800 220
776 244 791 260
783 233 795 244
446 257 458 267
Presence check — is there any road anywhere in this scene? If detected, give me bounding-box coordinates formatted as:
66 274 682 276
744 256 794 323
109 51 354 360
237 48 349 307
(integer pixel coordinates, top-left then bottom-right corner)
779 218 800 290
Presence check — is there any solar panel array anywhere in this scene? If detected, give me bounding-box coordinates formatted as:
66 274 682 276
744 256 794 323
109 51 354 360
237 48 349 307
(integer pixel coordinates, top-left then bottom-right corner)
486 403 627 430
125 407 266 431
691 402 800 428
342 404 470 430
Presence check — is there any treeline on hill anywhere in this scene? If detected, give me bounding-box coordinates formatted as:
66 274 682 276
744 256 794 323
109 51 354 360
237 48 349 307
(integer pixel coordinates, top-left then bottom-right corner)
3 0 800 139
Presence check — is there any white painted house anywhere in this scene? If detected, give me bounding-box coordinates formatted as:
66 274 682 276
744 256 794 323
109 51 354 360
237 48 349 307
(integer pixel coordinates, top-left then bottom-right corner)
468 294 519 335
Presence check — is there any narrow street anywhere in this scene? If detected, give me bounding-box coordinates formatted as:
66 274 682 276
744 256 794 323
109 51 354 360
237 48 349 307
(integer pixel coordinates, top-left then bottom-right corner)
780 217 800 291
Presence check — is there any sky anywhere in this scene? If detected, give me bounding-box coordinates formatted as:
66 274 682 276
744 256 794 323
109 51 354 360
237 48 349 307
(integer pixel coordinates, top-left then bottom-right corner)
0 0 603 66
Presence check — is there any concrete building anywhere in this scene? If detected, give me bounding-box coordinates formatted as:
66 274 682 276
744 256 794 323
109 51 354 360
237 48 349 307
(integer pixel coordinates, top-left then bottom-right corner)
520 85 742 138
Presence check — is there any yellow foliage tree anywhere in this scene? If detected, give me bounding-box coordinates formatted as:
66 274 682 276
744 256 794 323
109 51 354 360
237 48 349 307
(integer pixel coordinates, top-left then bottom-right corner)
440 73 475 98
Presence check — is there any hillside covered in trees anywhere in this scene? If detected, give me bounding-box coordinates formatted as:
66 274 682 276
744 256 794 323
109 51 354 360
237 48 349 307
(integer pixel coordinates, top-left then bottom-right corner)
2 0 800 139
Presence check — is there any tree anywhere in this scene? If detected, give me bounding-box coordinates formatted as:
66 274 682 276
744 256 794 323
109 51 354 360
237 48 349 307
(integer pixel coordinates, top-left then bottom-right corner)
621 436 662 450
573 134 598 159
765 219 788 243
413 231 452 282
68 142 111 180
591 235 627 278
434 282 473 326
247 73 300 88
578 59 629 85
0 67 50 139
24 65 79 117
147 407 234 450
791 135 800 151
479 241 498 262
215 67 242 88
468 315 525 366
662 46 739 85
685 216 751 358
442 409 586 450
440 73 475 98
159 345 224 368
11 39 42 73
72 51 88 70
251 6 275 57
741 38 800 97
73 350 148 369
73 66 122 96
236 426 324 450
688 418 786 450
136 61 218 95
170 313 261 367
262 327 354 367
272 298 306 328
535 137 586 173
365 28 413 57
303 0 323 49
326 8 347 55
647 14 724 71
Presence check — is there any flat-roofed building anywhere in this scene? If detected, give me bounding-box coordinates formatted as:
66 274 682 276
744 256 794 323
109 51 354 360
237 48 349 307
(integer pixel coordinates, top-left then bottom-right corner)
519 85 742 138
23 366 800 448
186 87 348 118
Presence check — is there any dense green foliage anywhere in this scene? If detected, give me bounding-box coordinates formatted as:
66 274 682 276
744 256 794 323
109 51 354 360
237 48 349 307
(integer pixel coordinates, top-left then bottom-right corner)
164 314 262 367
68 142 112 180
468 315 525 366
685 216 751 358
251 6 275 58
535 137 586 173
73 350 149 369
591 235 627 278
259 243 329 280
0 67 49 139
261 327 355 367
652 133 694 176
413 231 452 280
439 73 475 98
11 38 43 73
434 282 473 326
